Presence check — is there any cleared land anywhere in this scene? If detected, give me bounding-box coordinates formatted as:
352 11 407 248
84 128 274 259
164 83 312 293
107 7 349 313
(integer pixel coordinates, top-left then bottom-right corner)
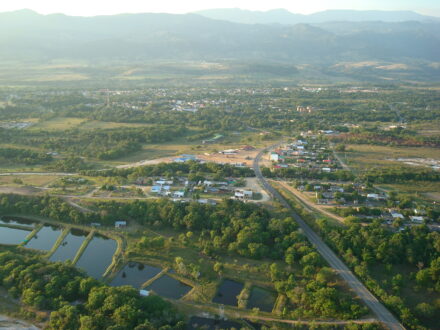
341 144 440 171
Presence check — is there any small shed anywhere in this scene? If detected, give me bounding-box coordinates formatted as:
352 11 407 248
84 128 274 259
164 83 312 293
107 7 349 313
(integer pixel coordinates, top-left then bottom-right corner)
115 221 127 228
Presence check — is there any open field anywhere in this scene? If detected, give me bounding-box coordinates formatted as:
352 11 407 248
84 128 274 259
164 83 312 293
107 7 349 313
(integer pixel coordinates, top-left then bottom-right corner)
0 175 60 187
102 132 278 166
23 118 155 131
79 121 152 130
29 117 87 131
342 144 440 172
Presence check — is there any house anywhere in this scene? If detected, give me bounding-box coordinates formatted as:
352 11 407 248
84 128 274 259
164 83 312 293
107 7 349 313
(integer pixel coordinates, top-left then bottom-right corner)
155 180 173 186
173 191 185 198
409 216 424 224
203 180 213 186
322 192 334 199
322 167 331 173
390 211 404 219
139 290 150 297
329 186 344 193
115 221 127 228
270 152 279 162
173 154 197 163
234 189 253 199
367 193 380 200
151 186 162 193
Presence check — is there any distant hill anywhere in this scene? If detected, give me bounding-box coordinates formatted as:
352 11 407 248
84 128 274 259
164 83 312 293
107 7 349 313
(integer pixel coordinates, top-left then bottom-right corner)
0 9 439 84
195 8 440 25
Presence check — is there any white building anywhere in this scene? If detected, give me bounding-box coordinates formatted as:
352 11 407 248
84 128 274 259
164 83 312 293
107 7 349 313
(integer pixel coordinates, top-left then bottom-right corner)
151 186 161 193
270 153 279 162
390 211 404 219
173 191 185 198
367 193 380 200
409 216 424 224
234 189 253 199
115 221 127 228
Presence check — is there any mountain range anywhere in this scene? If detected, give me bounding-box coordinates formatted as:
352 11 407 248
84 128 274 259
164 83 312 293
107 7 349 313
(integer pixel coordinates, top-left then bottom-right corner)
0 9 439 83
195 8 440 25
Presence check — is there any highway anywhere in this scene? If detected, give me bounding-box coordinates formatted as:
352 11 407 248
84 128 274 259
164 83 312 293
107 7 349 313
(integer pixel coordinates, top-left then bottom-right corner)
253 143 405 330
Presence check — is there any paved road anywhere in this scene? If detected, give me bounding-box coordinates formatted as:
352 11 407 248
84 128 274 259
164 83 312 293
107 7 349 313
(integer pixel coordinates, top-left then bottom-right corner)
253 143 405 330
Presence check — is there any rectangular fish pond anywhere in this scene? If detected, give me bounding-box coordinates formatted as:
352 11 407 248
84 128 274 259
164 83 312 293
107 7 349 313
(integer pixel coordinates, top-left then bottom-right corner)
0 225 32 245
25 224 63 251
111 262 162 288
145 274 191 299
75 233 117 279
212 279 244 306
49 229 88 263
247 286 277 312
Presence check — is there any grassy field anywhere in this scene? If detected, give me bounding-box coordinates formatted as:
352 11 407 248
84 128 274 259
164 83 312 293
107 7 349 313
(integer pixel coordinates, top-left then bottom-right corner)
29 117 87 131
342 144 440 172
0 175 60 187
79 121 152 130
377 182 440 202
23 117 156 131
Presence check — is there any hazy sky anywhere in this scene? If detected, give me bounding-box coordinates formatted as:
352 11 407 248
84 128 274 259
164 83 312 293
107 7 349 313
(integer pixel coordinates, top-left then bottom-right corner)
1 0 439 17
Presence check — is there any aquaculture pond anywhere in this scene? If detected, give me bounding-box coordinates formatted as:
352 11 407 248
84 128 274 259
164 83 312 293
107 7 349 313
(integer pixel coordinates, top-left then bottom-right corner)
146 275 191 299
212 279 244 306
75 234 117 279
25 224 62 251
247 286 276 312
0 216 35 228
0 225 31 245
49 229 88 262
111 262 162 288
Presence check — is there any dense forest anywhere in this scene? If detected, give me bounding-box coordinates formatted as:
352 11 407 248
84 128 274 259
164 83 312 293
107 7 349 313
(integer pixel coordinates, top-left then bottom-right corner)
331 128 440 148
0 126 187 160
0 249 184 329
0 148 52 165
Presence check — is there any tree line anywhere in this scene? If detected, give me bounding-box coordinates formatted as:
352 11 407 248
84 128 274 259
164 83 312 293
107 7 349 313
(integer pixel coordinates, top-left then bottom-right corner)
82 161 255 180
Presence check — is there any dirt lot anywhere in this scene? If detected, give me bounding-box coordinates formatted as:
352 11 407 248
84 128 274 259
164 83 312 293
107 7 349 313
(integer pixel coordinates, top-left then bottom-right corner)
245 177 270 202
197 149 258 166
117 147 273 169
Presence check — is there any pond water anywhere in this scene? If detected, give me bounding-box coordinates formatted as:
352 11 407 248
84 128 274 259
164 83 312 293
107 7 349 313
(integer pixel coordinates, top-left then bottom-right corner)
75 234 117 279
49 229 88 263
212 279 244 306
187 316 243 330
0 216 35 228
0 225 32 245
146 274 191 299
111 262 162 288
247 286 276 312
25 224 62 251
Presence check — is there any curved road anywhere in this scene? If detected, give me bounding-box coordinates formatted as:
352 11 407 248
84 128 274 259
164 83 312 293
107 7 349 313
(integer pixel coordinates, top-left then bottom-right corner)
253 143 404 330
